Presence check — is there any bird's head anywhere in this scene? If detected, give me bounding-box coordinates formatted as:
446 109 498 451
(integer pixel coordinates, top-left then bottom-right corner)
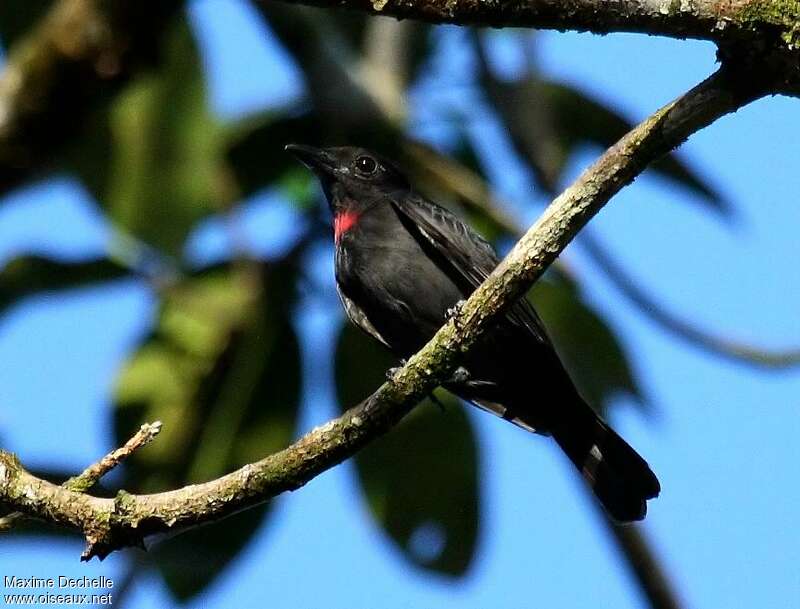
285 144 410 211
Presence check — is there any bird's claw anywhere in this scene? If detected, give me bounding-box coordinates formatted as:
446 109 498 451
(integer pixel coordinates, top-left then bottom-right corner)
445 300 467 326
449 366 472 384
445 366 498 390
385 359 408 381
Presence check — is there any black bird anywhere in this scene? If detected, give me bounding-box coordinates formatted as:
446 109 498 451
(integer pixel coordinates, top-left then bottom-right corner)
287 144 660 521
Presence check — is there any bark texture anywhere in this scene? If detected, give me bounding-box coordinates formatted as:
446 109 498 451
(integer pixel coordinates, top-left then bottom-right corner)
273 0 800 95
273 0 800 50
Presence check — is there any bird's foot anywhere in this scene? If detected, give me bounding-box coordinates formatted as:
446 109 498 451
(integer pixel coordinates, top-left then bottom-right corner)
385 359 408 381
449 366 472 384
445 366 499 390
445 300 467 328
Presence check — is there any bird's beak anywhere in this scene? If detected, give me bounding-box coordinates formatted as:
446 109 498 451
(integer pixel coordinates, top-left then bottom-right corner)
285 144 337 177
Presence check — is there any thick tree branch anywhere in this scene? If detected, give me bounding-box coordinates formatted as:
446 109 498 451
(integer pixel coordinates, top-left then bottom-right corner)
272 0 800 52
0 64 766 560
271 0 800 96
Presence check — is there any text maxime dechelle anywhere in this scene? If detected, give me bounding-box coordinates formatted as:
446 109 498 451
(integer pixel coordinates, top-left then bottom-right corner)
3 576 114 606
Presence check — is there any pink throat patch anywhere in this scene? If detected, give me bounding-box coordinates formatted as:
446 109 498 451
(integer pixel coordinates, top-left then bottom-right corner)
334 210 359 242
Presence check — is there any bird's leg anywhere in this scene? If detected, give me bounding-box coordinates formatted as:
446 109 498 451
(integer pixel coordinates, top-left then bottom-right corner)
446 365 499 390
445 299 467 329
385 359 408 381
449 366 472 384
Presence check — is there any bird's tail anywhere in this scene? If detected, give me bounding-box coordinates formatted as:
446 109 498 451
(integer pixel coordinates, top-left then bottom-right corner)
550 401 660 522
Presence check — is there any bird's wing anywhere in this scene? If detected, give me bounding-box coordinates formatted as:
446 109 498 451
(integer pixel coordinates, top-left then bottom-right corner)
337 283 391 348
389 193 551 345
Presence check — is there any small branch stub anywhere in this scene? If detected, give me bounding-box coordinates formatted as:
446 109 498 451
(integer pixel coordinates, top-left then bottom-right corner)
67 421 163 493
0 421 162 533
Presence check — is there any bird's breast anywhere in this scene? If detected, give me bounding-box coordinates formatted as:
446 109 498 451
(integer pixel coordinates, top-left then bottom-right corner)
333 210 360 243
334 211 464 355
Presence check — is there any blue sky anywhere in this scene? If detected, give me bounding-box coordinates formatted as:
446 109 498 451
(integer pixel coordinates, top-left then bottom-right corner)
1 1 798 608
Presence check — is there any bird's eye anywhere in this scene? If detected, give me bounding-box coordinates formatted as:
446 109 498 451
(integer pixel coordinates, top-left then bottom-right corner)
355 155 378 175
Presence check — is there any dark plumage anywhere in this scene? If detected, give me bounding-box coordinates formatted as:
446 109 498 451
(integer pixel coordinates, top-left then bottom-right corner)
287 144 660 521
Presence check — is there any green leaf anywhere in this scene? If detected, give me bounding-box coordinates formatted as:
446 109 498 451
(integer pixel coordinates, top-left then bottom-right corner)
150 505 269 601
530 272 643 413
541 81 724 209
114 262 302 600
59 106 115 214
335 323 480 576
491 76 726 212
67 15 225 257
0 255 128 316
0 0 51 48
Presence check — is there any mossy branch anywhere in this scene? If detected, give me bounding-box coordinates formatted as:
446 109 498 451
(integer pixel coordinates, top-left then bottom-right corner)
272 0 800 96
0 421 162 532
272 0 800 53
0 65 766 560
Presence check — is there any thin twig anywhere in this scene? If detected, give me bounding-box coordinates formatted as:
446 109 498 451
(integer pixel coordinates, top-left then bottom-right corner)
0 421 162 531
608 522 685 609
65 422 163 493
580 232 800 368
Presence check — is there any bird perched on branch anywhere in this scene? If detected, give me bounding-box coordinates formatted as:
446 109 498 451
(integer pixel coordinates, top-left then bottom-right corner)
287 144 659 521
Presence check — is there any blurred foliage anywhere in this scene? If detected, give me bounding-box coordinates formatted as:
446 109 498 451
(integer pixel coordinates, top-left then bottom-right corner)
531 272 643 412
0 0 50 48
113 261 301 598
0 255 128 316
0 0 725 600
226 113 321 201
336 323 479 576
63 16 227 257
104 18 224 256
485 73 725 210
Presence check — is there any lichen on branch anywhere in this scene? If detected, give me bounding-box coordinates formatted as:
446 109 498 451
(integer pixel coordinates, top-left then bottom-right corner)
272 0 800 51
270 0 800 95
